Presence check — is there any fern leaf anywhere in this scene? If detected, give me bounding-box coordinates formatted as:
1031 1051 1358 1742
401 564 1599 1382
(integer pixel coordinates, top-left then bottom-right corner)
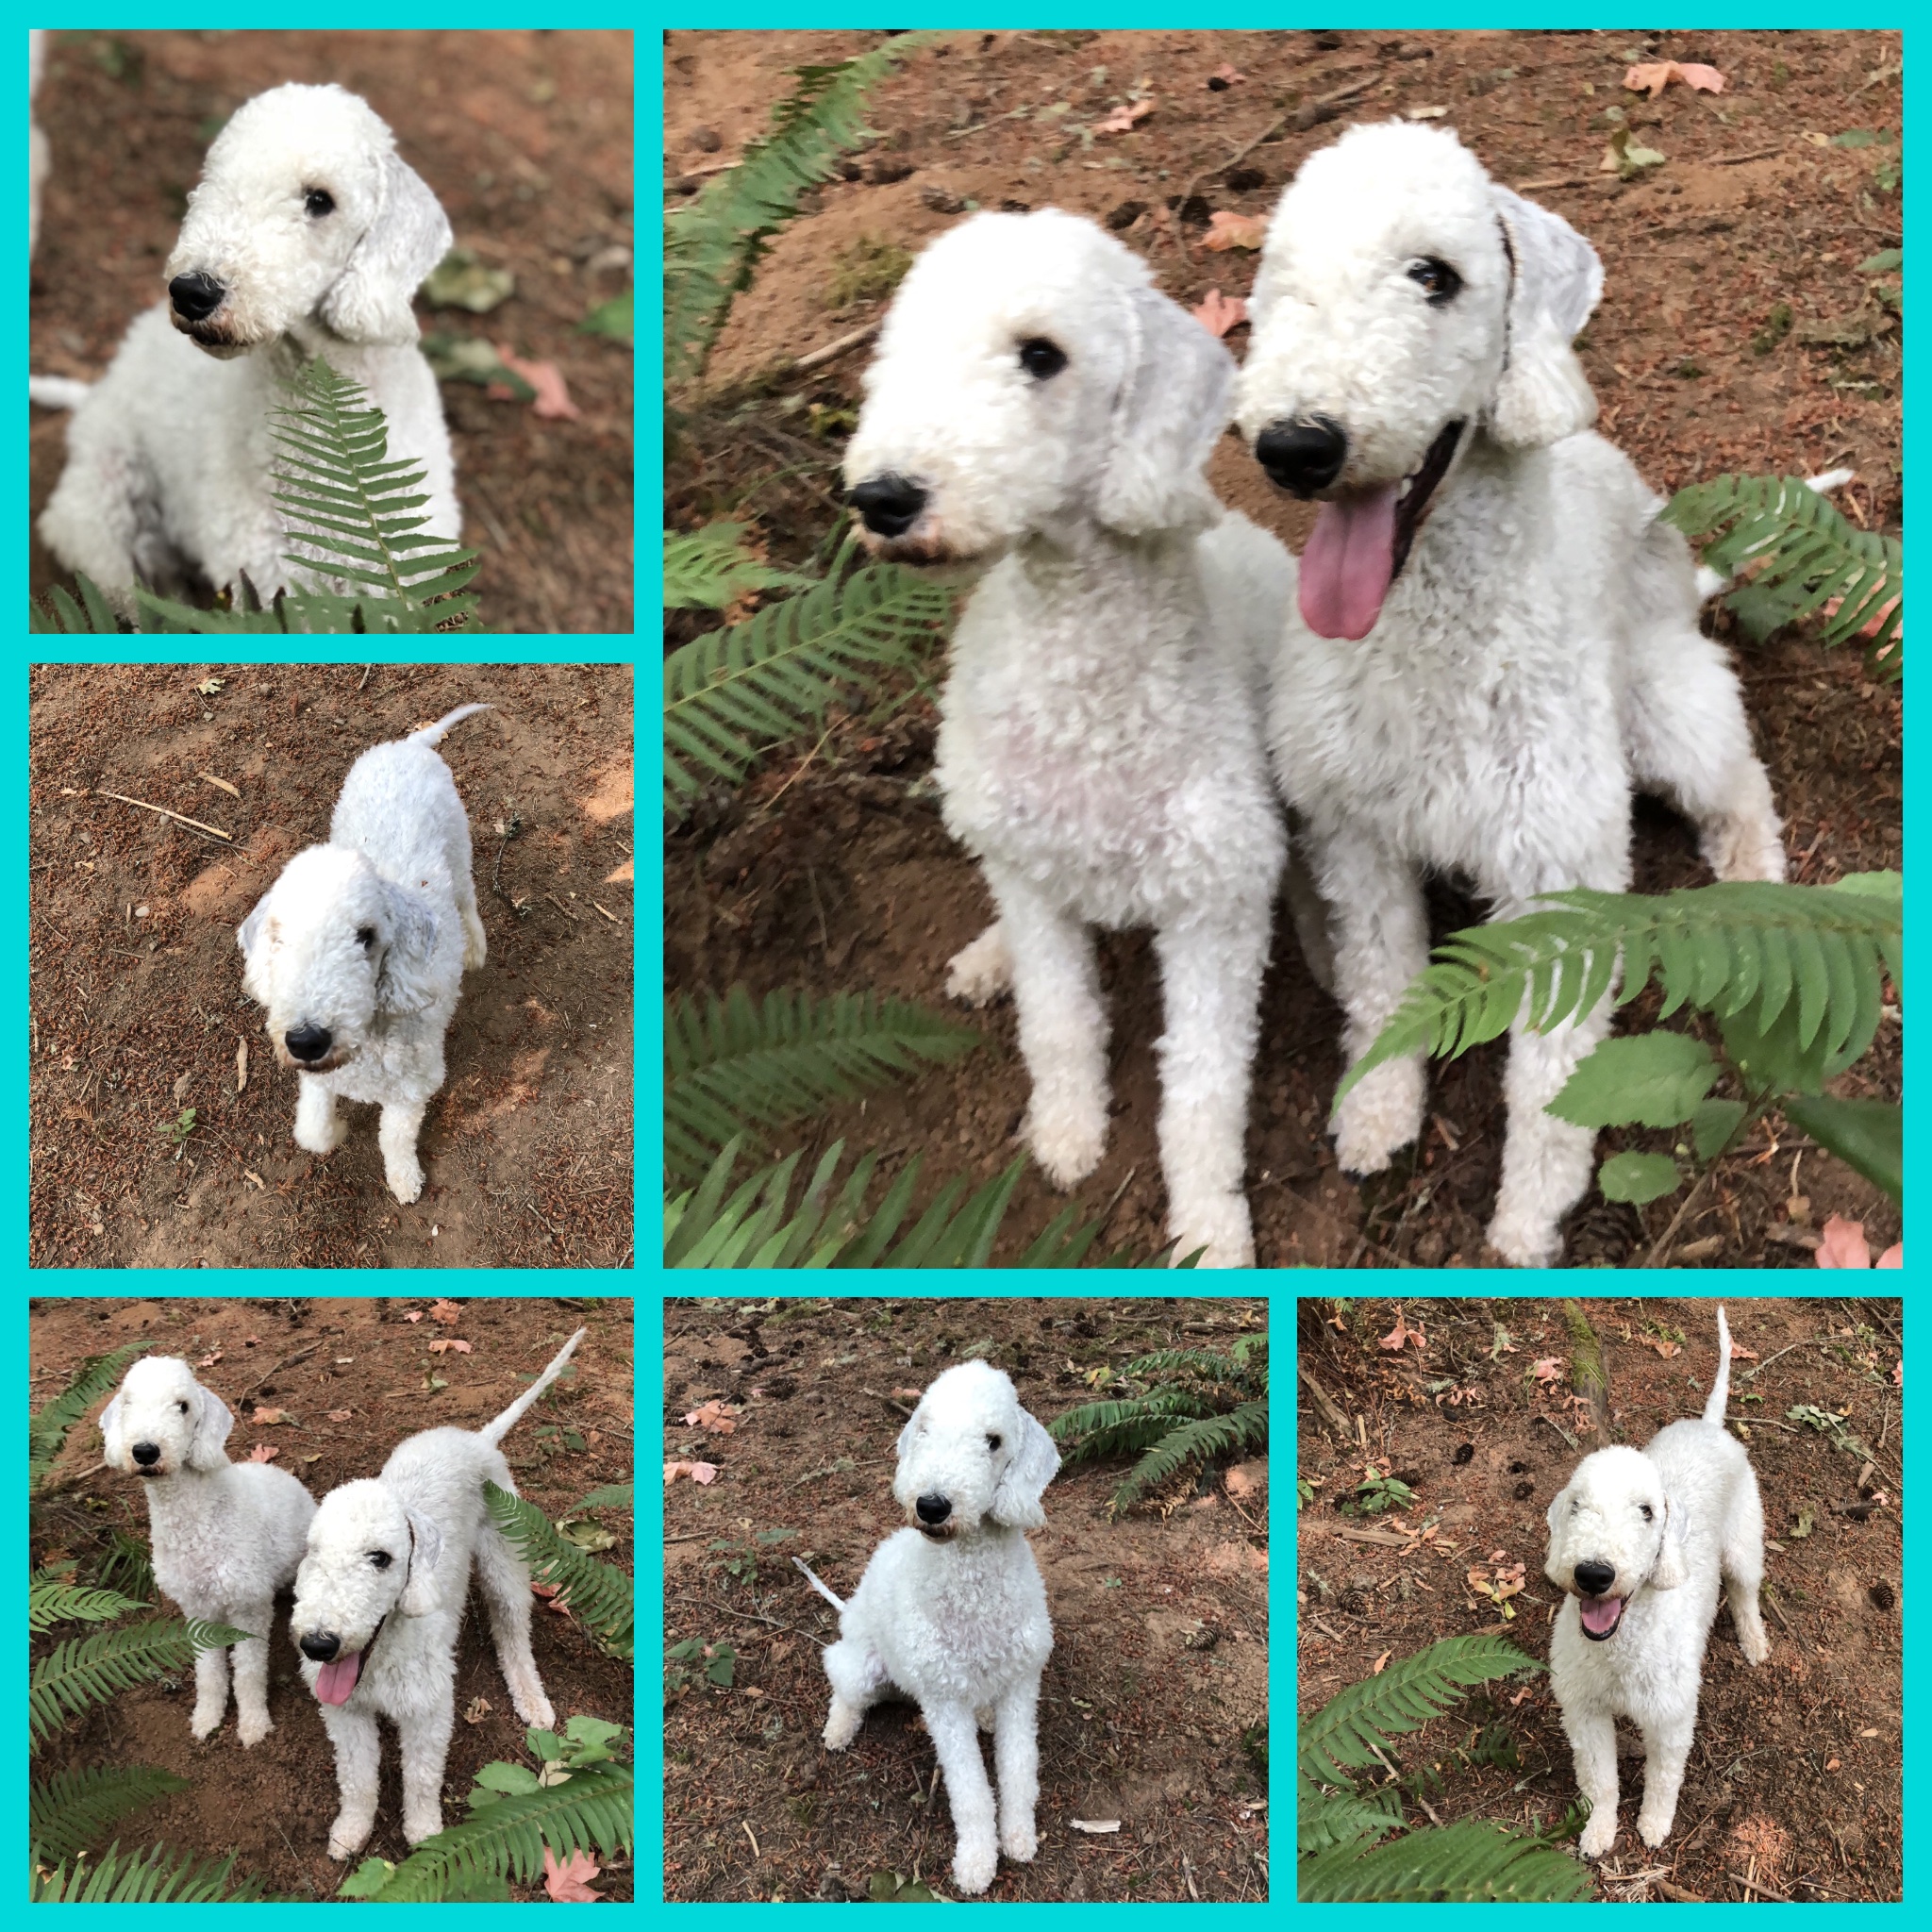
1342 876 1900 1102
31 1839 263 1904
30 1341 147 1490
663 545 954 810
1663 473 1901 676
31 1619 257 1749
29 1582 150 1632
665 984 980 1180
1298 1774 1406 1857
1122 1347 1247 1385
96 1528 156 1604
1299 1634 1541 1789
1299 1817 1591 1903
1110 1400 1269 1511
483 1482 633 1660
570 1482 636 1513
30 1766 191 1862
369 1761 633 1904
665 523 815 610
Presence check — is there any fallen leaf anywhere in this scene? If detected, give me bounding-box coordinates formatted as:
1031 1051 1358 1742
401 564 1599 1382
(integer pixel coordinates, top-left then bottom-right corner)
251 1407 288 1424
235 1039 247 1093
463 1697 492 1724
196 1351 223 1369
665 1459 720 1485
1624 59 1725 97
1379 1312 1426 1354
1821 590 1899 640
491 346 581 420
1191 288 1247 338
404 1311 424 1324
1816 1214 1874 1269
542 1846 603 1903
1095 98 1155 135
1877 1243 1903 1268
325 1408 353 1422
1601 125 1667 177
1531 1357 1564 1383
247 1444 279 1463
428 1338 474 1354
1407 105 1449 120
429 1298 461 1324
1203 208 1266 252
531 1581 575 1618
683 1400 739 1433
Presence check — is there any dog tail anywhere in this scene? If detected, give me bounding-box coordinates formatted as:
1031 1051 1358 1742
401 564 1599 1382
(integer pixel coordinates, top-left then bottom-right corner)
1695 471 1857 603
792 1555 846 1613
409 703 493 746
1704 1305 1733 1426
479 1327 586 1447
29 374 91 411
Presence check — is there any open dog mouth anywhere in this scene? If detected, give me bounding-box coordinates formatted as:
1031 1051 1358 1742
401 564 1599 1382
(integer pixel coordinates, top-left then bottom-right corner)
1577 1594 1625 1641
1298 419 1464 641
310 1618 384 1706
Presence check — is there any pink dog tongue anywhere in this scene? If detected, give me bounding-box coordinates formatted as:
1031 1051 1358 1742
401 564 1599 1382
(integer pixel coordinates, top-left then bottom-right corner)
313 1651 362 1706
1299 485 1400 641
1579 1597 1622 1637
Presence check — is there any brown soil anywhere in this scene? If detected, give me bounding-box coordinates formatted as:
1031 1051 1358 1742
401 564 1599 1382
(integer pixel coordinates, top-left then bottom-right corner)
1296 1295 1902 1903
30 1295 635 1903
31 28 635 634
663 1296 1269 1902
661 28 1902 1269
29 662 635 1270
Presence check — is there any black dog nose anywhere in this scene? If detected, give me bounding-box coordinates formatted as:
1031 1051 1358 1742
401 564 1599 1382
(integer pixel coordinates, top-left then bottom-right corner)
915 1492 952 1526
284 1023 332 1063
300 1632 341 1663
1574 1561 1616 1596
1255 415 1348 496
169 271 226 323
131 1441 160 1466
850 474 928 540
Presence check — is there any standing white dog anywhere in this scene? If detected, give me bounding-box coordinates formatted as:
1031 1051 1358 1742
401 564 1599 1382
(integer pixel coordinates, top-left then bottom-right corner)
239 702 490 1206
100 1356 318 1746
1543 1306 1769 1858
36 82 457 613
795 1360 1059 1896
291 1327 585 1858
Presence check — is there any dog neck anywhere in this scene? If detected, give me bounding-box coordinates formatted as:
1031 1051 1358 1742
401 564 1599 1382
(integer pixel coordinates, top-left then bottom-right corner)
133 1459 228 1529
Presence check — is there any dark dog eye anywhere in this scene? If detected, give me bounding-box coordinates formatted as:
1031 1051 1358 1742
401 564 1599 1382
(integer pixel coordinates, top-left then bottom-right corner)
1018 337 1067 380
1407 257 1461 306
371 1552 392 1570
987 1434 1003 1452
177 1400 190 1413
305 189 336 218
356 925 375 948
1640 1505 1655 1522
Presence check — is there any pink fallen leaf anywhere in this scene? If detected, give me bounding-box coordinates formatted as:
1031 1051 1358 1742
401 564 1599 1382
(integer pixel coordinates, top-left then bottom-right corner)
1624 59 1725 97
532 1581 575 1618
1821 590 1899 641
665 1458 720 1485
683 1400 738 1433
429 1298 461 1324
1380 1312 1426 1354
251 1407 289 1424
1191 287 1248 338
542 1846 604 1903
491 346 581 420
1877 1244 1903 1269
196 1351 223 1369
1095 98 1155 135
428 1338 474 1355
247 1444 279 1463
1816 1214 1874 1269
404 1311 424 1324
1203 208 1267 252
325 1408 353 1422
1531 1357 1564 1383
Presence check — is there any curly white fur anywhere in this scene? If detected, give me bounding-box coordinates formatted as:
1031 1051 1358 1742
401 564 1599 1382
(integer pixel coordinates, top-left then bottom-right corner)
35 82 457 614
100 1356 318 1747
796 1361 1059 1896
238 703 490 1206
1544 1306 1769 1858
1235 122 1785 1266
291 1327 584 1858
844 209 1291 1267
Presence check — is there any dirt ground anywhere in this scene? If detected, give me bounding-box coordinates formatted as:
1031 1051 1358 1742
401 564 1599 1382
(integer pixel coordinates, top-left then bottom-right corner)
662 28 1903 1269
662 1296 1270 1902
30 1295 635 1903
28 662 635 1271
31 28 635 634
1296 1295 1902 1903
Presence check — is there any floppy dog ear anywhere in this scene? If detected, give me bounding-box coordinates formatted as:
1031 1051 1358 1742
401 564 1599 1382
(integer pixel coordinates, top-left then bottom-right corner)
186 1384 235 1471
99 1388 126 1458
1486 185 1604 449
375 882 442 1015
321 151 452 345
399 1507 445 1616
1650 1497 1689 1591
1094 285 1233 538
991 1406 1060 1530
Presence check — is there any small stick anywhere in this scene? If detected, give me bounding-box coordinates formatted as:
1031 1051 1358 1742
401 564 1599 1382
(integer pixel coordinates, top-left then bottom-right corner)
93 789 232 841
1707 143 1788 167
196 771 240 797
794 321 880 375
1514 175 1595 192
1171 111 1291 242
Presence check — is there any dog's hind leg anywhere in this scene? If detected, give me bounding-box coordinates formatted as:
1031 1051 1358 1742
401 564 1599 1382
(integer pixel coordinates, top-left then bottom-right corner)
1720 1470 1771 1664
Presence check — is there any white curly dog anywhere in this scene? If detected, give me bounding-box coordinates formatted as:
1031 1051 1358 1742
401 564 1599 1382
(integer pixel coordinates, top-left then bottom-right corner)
100 1355 318 1746
795 1360 1060 1896
239 702 490 1207
1236 122 1786 1266
35 81 457 613
291 1326 585 1858
843 209 1291 1267
1544 1306 1769 1859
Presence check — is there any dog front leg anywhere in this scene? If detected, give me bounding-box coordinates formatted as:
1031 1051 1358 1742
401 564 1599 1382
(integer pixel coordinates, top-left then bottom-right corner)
1565 1707 1621 1858
1635 1706 1697 1848
377 1101 428 1205
924 1700 1000 1895
294 1074 346 1155
189 1640 231 1740
228 1600 275 1746
318 1703 383 1859
399 1693 457 1845
991 1674 1042 1864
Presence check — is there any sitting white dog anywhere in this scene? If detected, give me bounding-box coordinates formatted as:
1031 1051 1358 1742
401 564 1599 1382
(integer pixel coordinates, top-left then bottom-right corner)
1543 1306 1769 1859
239 703 491 1205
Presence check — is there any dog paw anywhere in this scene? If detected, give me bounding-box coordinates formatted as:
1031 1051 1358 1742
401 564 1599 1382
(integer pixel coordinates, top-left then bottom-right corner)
999 1822 1039 1864
1577 1814 1617 1860
1025 1095 1107 1190
237 1709 272 1748
404 1807 444 1848
1485 1200 1563 1269
1636 1804 1676 1849
1740 1626 1770 1666
1332 1060 1424 1175
327 1819 372 1863
1169 1192 1254 1269
293 1114 346 1156
824 1712 860 1752
945 926 1011 1008
384 1157 425 1206
190 1705 224 1742
952 1842 997 1895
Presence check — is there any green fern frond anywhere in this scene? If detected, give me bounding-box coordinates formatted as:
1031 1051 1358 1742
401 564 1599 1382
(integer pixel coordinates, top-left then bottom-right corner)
663 543 955 811
1662 473 1902 675
665 523 815 611
30 1766 191 1862
483 1482 633 1661
664 41 926 389
29 1582 149 1632
1341 875 1901 1102
96 1528 156 1604
1110 1400 1269 1512
366 1761 634 1904
29 1341 146 1490
30 1619 257 1750
665 984 980 1180
1123 1347 1253 1386
570 1482 636 1513
1299 1634 1541 1789
1049 1395 1218 1466
1298 1775 1405 1857
30 1839 263 1904
1299 1817 1591 1903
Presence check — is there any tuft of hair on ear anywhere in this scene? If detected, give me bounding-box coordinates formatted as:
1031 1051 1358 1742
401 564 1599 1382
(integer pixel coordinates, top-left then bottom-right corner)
1486 186 1604 450
373 884 442 1014
319 153 453 345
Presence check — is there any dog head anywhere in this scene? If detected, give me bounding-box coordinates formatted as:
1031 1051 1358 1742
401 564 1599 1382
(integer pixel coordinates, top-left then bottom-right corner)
100 1356 235 1477
843 208 1231 569
1543 1444 1686 1641
890 1359 1060 1541
165 82 451 356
